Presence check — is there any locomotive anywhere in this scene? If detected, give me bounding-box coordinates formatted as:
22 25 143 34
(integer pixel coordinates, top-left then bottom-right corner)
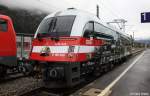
30 8 132 88
0 14 33 77
0 15 17 76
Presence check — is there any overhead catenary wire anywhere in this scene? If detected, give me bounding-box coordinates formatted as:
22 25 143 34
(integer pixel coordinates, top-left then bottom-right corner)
96 0 133 33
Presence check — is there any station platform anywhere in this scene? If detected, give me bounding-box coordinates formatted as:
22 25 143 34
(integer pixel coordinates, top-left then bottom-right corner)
71 49 150 96
111 49 150 96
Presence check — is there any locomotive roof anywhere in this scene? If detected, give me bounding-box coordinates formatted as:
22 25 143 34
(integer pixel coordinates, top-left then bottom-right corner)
0 14 11 21
45 8 103 26
43 8 131 40
45 9 116 30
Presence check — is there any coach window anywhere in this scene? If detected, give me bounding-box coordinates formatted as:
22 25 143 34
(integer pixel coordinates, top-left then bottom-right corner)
83 21 94 38
0 19 7 32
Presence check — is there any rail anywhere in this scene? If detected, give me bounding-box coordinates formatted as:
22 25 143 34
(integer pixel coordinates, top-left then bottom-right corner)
131 48 145 56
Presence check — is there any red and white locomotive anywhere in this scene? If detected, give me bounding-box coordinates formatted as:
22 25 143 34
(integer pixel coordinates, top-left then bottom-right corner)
30 8 132 88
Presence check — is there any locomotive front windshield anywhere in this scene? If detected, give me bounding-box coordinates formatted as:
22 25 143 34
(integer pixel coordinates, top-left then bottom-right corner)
37 15 76 37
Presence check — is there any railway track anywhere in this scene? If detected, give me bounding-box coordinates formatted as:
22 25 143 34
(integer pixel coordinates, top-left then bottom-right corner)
0 76 42 96
20 73 101 96
0 71 25 84
21 88 61 96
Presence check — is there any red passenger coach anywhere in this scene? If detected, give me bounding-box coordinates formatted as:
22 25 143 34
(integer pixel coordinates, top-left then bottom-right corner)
0 15 17 75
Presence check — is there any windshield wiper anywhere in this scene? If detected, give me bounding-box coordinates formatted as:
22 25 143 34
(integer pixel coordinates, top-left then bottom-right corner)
48 17 56 33
48 17 60 42
37 18 55 41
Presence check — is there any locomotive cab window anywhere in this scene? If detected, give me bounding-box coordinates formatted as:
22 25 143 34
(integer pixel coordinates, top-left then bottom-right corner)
83 21 94 38
36 15 76 37
0 19 7 32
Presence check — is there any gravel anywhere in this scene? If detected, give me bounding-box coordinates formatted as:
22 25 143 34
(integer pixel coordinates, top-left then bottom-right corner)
0 77 42 96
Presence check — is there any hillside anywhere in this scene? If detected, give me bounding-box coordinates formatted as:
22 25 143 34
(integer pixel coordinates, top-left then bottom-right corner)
0 5 48 34
136 39 150 45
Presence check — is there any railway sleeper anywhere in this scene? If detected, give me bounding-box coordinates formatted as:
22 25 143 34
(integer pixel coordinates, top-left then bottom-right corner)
0 65 7 77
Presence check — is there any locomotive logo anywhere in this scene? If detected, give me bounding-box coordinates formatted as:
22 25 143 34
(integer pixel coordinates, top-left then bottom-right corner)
40 46 50 56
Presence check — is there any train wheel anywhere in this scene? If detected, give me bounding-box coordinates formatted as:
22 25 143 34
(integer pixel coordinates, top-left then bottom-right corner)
18 64 33 76
0 66 7 77
104 64 109 72
93 66 102 77
93 59 102 77
123 56 127 62
110 62 114 70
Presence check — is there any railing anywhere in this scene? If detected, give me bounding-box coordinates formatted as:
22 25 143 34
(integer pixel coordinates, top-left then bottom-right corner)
16 33 34 59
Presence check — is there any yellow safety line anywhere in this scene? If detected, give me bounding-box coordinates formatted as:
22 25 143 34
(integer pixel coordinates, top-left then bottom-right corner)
97 51 145 96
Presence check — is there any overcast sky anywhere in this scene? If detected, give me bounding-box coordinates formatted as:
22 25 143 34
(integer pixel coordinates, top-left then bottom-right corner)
1 0 150 39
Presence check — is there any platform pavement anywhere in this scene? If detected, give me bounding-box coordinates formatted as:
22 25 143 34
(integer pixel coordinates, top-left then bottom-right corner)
111 49 150 96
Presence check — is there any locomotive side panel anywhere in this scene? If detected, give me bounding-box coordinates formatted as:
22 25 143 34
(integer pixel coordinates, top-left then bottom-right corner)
0 15 17 67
